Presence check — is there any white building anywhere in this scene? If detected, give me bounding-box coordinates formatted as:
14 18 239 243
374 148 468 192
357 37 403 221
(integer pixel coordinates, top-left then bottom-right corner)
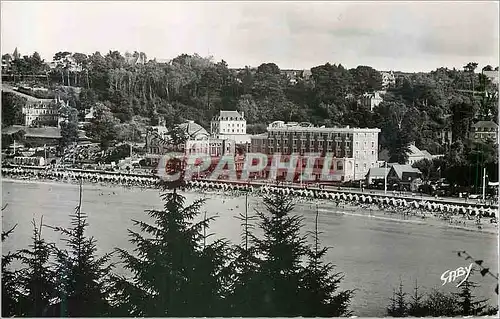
406 144 433 165
251 121 381 181
483 70 499 84
210 110 251 144
359 91 384 111
381 71 396 89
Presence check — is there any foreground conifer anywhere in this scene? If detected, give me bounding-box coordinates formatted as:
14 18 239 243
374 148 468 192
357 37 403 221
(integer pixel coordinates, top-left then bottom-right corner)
1 221 21 317
17 218 56 316
46 182 115 316
112 186 231 316
300 205 354 316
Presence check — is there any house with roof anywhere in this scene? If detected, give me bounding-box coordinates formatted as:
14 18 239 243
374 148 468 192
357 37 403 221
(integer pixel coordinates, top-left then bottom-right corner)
2 125 89 147
482 70 499 84
365 167 389 185
358 91 384 111
381 71 396 89
387 164 422 190
407 143 434 165
210 110 251 144
470 121 498 144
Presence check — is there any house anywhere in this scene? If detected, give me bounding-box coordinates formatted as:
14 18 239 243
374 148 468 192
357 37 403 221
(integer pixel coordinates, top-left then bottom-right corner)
358 91 384 111
125 52 147 65
210 110 251 144
380 71 396 89
365 167 389 185
407 144 433 165
482 70 499 84
2 125 89 147
302 69 312 81
387 164 422 189
379 144 436 166
2 53 13 73
470 121 498 144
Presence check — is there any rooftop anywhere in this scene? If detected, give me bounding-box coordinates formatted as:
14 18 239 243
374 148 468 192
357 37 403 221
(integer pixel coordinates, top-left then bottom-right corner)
267 121 380 133
2 125 88 139
391 164 422 179
178 121 209 139
472 121 498 129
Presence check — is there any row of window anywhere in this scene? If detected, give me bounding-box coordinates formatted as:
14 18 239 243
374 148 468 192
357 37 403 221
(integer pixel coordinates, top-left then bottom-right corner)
216 122 245 128
473 127 497 132
25 109 58 115
269 131 377 138
221 128 243 133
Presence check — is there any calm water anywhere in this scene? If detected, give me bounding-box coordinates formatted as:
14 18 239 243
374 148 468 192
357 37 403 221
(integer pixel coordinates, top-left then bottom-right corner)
2 180 498 316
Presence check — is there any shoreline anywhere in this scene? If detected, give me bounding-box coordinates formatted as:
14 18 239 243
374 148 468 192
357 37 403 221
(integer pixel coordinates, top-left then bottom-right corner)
3 177 498 235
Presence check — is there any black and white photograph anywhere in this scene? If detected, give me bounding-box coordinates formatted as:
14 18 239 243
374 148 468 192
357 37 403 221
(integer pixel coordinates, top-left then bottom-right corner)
1 1 499 317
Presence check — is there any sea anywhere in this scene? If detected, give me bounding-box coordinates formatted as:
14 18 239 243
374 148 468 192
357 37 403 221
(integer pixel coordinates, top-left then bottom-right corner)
2 180 498 316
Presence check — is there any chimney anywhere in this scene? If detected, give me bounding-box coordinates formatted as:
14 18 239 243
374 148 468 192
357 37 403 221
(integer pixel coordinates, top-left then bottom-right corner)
241 111 245 119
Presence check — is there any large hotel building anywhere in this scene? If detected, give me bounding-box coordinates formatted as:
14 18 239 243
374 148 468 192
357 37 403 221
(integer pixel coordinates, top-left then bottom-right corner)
250 121 381 182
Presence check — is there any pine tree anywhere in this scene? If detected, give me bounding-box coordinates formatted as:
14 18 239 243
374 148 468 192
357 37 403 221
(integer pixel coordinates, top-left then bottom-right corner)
17 217 57 316
227 189 264 316
423 288 457 316
454 278 490 316
299 204 354 316
46 181 115 316
1 221 21 317
112 188 230 316
251 192 309 316
387 279 407 317
407 279 426 317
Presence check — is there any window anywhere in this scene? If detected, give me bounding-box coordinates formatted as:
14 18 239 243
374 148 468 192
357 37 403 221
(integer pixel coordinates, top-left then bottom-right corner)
337 161 343 170
372 150 375 155
372 142 375 148
355 163 359 169
363 163 367 169
232 129 234 132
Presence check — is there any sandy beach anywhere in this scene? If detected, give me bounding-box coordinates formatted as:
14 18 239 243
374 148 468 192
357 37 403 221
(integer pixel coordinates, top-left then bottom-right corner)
3 176 498 235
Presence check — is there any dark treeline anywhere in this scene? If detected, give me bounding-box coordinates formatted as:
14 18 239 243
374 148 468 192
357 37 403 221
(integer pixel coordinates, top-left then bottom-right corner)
1 181 354 317
385 278 498 317
2 51 499 187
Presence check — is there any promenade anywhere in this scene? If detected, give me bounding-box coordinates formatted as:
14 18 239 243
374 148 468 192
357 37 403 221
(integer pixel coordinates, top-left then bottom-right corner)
201 178 499 209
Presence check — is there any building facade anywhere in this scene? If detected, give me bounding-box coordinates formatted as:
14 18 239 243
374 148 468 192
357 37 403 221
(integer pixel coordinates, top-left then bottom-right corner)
22 99 62 127
359 91 384 111
470 121 499 144
210 110 251 144
250 121 380 181
381 71 396 89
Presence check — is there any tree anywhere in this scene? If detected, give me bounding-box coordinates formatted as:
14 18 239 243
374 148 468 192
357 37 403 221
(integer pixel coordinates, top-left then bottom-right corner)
386 279 407 317
453 278 493 316
251 193 309 316
1 221 21 317
299 205 354 316
86 102 120 149
16 218 57 317
58 103 80 150
422 289 457 316
112 188 230 316
227 191 264 316
46 182 115 317
407 279 426 317
2 91 25 126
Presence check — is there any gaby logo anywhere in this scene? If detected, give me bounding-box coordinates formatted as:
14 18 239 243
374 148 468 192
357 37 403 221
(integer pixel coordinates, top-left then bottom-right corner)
440 263 474 287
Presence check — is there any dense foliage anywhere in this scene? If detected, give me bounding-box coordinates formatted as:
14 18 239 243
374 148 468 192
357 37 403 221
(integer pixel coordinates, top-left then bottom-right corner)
386 278 498 317
2 50 498 185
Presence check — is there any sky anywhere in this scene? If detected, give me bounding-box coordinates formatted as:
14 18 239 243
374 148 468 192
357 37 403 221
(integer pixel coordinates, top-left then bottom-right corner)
1 1 499 72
